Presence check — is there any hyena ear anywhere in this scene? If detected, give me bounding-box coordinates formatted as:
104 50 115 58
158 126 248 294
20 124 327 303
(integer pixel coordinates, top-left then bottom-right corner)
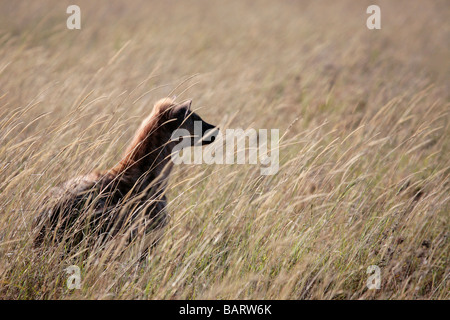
171 100 192 119
180 99 192 116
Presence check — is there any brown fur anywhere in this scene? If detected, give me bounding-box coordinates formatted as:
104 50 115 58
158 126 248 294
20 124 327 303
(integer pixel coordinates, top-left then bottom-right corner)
33 98 217 251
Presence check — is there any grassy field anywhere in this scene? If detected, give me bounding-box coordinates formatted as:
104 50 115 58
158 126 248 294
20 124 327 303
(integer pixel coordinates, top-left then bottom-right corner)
0 0 448 299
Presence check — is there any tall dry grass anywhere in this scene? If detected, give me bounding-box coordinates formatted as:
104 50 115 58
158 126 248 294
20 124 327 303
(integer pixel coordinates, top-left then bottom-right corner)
0 0 448 299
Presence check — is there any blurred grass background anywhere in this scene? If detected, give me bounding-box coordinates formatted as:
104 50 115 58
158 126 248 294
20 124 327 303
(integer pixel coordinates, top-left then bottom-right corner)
0 0 448 299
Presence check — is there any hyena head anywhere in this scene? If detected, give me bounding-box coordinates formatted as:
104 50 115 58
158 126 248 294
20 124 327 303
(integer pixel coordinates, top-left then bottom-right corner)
161 99 219 147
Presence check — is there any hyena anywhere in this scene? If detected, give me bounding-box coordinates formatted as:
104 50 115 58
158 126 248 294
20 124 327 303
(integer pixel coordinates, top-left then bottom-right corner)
33 98 218 250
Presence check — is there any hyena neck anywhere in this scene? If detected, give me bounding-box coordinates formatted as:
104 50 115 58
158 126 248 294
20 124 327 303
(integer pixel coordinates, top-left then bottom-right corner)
110 115 174 193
